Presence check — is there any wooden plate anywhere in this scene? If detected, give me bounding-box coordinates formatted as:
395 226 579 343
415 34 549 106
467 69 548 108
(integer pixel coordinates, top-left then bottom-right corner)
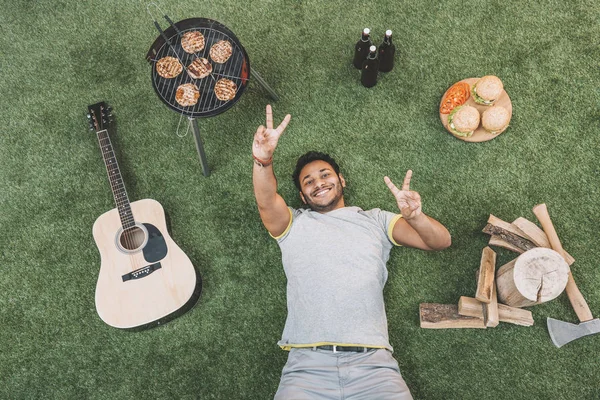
439 77 512 142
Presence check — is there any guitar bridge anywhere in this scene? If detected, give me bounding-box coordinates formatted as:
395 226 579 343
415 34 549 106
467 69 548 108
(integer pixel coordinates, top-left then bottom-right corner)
122 262 162 282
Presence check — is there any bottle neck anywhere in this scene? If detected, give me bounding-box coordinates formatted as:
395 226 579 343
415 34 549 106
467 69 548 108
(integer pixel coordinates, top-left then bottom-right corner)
367 51 377 60
384 35 393 45
361 33 370 42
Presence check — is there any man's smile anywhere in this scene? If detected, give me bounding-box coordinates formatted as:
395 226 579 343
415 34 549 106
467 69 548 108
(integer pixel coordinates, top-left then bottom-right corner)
312 187 332 197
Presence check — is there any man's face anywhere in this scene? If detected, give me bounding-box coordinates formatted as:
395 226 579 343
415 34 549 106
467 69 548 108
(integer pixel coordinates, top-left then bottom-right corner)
298 160 346 213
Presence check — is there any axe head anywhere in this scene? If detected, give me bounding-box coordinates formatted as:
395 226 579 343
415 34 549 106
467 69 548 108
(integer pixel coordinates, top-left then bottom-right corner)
547 317 600 348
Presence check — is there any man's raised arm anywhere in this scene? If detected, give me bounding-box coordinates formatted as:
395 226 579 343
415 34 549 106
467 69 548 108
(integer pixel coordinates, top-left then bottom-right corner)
384 170 451 251
252 105 292 237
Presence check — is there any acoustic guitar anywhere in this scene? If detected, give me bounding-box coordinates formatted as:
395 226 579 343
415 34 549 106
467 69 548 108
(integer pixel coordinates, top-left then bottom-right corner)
87 102 201 329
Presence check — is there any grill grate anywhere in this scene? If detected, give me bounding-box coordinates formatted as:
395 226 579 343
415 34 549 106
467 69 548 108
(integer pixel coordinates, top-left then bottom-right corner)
149 18 250 118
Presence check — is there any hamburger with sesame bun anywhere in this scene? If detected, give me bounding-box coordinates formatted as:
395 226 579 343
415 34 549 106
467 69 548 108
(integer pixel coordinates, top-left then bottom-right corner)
447 105 480 137
471 75 503 106
481 106 510 135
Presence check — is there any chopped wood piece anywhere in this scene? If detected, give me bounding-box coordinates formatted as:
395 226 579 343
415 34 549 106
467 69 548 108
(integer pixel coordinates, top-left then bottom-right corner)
496 249 570 307
487 214 529 237
512 217 575 266
486 280 499 327
458 297 534 326
420 303 487 329
476 247 496 304
458 296 484 319
512 217 551 247
483 224 537 252
488 235 525 253
497 303 534 326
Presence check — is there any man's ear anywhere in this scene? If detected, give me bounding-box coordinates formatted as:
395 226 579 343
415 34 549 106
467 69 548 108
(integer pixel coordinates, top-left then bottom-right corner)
300 191 307 204
339 174 346 188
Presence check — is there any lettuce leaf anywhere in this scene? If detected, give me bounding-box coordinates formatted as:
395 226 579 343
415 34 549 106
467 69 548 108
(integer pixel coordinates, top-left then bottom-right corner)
471 86 493 105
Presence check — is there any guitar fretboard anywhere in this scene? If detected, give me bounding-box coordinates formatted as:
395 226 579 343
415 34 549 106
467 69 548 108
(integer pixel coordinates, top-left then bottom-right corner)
96 129 135 229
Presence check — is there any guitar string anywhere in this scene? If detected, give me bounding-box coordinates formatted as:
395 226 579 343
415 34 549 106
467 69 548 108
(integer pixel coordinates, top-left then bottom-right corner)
95 121 139 270
97 129 136 259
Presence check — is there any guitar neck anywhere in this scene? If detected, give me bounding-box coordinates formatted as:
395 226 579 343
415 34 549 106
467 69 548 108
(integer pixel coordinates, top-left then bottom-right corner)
96 129 135 229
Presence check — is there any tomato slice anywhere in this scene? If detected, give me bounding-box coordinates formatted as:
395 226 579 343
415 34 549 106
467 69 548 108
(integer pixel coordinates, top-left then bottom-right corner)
440 82 471 114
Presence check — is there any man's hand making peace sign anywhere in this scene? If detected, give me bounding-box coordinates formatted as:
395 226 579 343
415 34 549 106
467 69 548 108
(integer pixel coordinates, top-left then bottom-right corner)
253 104 291 162
383 170 450 250
384 170 422 220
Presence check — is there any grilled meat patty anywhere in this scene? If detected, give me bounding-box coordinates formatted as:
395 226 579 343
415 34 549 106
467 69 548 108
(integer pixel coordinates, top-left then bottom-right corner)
187 57 213 79
181 31 205 54
156 56 183 79
175 83 200 106
210 40 233 63
214 78 237 101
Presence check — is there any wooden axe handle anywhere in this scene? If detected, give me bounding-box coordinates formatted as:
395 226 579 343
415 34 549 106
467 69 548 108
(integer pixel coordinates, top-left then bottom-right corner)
533 203 593 322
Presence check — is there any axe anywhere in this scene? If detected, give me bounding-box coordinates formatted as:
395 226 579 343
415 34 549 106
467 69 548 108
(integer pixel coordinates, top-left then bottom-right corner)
533 204 600 347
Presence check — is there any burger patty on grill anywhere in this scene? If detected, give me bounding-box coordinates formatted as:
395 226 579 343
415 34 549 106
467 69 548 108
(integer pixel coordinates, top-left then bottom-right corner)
187 57 213 79
175 83 200 106
210 40 233 63
156 56 183 79
214 79 237 101
181 31 205 54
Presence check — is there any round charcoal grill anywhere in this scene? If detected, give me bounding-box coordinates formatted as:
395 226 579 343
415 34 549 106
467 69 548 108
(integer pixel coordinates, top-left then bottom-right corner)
147 17 250 118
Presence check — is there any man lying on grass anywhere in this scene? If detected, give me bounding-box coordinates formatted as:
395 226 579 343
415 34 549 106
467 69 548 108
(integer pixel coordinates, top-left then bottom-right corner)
252 105 451 400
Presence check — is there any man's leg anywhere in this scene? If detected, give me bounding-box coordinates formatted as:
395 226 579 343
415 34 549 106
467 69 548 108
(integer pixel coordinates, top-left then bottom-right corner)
274 348 341 400
342 349 413 400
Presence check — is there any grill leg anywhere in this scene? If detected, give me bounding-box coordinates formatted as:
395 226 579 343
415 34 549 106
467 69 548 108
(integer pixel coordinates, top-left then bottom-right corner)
189 117 210 177
250 68 279 101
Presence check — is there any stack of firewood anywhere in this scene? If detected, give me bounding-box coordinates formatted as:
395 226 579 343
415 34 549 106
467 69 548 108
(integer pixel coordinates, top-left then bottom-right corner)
420 211 573 329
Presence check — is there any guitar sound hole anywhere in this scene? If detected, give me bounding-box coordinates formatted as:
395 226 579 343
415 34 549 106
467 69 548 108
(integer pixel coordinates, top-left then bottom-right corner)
120 226 146 251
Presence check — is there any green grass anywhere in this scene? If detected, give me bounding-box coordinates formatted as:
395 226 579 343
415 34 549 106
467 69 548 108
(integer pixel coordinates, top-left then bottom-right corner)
1 0 599 398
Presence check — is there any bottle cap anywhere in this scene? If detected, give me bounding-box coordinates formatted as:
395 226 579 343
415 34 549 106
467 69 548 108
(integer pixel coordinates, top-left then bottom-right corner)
386 30 393 36
369 45 376 52
363 28 370 35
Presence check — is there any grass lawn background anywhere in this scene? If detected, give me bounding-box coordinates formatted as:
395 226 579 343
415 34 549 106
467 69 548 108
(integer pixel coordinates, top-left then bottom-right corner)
1 0 599 398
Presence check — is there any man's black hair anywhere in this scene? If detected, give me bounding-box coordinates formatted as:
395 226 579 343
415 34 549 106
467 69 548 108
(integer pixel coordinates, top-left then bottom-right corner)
292 151 341 191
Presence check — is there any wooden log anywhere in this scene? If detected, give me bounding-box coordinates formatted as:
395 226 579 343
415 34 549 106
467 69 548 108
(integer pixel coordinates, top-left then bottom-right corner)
512 217 551 247
495 248 570 307
476 247 496 304
488 214 529 237
458 296 534 326
497 304 534 326
458 296 484 319
488 235 525 253
486 279 499 327
512 217 575 266
420 303 486 329
472 248 499 327
483 215 537 252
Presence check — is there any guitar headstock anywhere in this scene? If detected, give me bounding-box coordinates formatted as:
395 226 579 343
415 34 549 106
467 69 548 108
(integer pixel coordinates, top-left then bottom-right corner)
87 102 114 133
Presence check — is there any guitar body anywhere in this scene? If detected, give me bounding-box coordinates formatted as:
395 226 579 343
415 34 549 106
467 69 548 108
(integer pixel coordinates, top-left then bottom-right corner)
93 198 200 329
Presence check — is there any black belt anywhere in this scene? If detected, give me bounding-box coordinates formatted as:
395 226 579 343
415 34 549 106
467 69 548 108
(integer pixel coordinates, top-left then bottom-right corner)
313 345 375 353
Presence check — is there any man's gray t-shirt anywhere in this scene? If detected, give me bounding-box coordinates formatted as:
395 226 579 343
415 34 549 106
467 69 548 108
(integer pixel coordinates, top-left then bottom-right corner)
275 206 401 352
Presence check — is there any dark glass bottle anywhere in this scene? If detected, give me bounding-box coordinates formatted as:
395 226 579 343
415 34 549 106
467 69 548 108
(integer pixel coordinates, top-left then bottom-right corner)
353 28 372 69
378 30 395 72
361 46 379 88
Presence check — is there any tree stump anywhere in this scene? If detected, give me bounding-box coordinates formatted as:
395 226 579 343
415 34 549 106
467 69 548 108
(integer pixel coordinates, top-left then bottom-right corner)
496 248 570 307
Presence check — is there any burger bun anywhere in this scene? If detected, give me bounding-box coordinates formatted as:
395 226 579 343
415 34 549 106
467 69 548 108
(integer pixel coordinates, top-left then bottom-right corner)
482 106 510 134
448 105 480 137
472 75 503 105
